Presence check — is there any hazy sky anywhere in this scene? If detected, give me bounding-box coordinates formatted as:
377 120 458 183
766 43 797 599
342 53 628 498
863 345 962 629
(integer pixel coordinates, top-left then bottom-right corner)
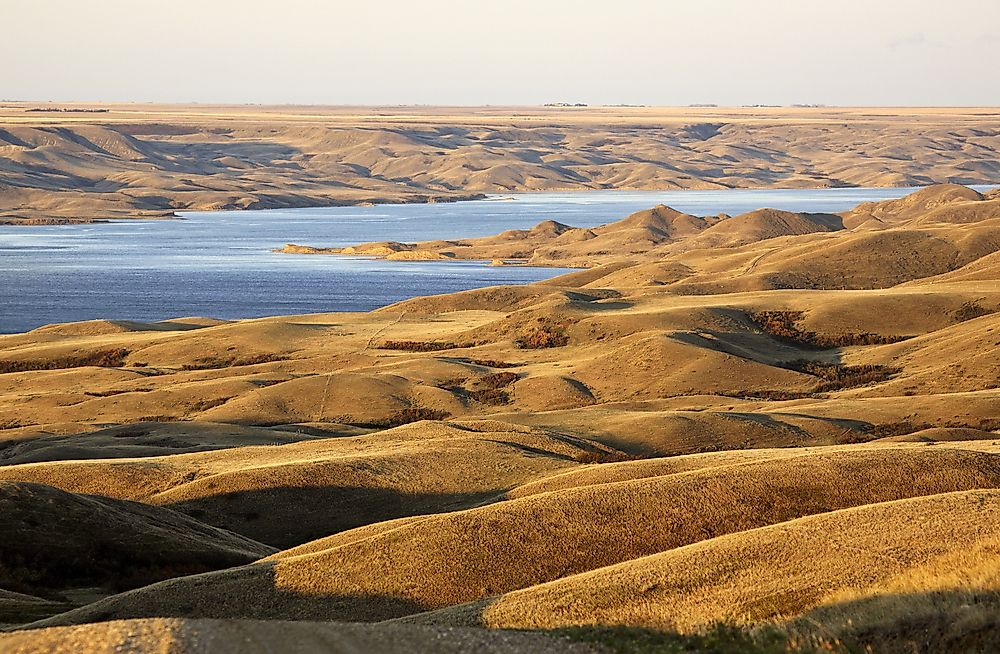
4 0 998 106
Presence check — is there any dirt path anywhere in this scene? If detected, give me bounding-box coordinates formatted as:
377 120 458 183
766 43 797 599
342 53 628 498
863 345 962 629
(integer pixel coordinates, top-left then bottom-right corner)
0 618 607 654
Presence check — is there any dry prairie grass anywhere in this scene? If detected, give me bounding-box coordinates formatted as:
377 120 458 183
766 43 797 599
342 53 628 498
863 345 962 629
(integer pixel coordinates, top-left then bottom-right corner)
409 490 1000 645
789 534 1000 652
0 421 610 548
25 446 1000 626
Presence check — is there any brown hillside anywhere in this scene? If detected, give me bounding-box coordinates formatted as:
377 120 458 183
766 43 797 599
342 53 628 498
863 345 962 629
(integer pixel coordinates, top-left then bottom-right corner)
4 105 999 223
0 421 610 548
0 480 273 616
404 490 1000 651
25 446 1000 626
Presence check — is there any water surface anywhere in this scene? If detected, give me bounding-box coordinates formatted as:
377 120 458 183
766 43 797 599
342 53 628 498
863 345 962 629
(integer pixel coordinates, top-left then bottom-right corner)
1 186 993 333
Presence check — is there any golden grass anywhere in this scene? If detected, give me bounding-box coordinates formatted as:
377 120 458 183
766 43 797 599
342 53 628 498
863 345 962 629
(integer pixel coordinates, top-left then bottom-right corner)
789 535 1000 652
405 490 1000 642
0 421 610 548
24 445 1000 627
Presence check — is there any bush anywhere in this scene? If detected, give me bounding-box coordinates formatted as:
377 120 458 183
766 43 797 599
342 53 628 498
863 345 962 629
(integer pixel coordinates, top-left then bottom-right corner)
973 418 1000 431
782 360 900 392
867 421 934 438
515 326 569 349
869 418 1000 438
84 388 153 397
468 358 520 368
468 388 512 405
186 397 231 412
478 372 519 389
726 390 815 401
383 407 451 427
0 348 130 374
952 300 994 322
468 371 518 406
378 340 460 352
180 353 288 370
749 310 811 343
573 450 645 464
749 311 907 348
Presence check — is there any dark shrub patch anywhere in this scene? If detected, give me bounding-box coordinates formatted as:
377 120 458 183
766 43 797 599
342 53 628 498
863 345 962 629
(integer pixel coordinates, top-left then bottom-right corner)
749 310 811 343
573 450 645 464
0 348 130 374
478 372 519 389
467 371 519 404
468 358 520 368
749 311 907 348
515 326 569 349
383 407 451 427
781 360 900 392
186 397 231 412
84 388 154 397
869 418 1000 438
180 353 289 370
726 390 815 401
378 340 460 352
952 300 995 322
468 388 512 405
867 421 935 438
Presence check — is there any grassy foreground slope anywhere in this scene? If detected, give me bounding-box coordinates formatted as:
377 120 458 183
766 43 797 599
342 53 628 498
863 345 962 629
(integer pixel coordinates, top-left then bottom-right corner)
20 446 1000 627
404 491 1000 653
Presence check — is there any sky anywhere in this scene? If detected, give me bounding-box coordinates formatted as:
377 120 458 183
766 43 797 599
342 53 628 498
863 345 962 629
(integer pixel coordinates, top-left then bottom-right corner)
3 0 998 106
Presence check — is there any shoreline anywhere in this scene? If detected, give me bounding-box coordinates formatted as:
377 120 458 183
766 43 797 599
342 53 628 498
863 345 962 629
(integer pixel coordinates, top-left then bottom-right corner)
7 181 998 228
271 183 999 269
273 243 580 270
115 180 1000 222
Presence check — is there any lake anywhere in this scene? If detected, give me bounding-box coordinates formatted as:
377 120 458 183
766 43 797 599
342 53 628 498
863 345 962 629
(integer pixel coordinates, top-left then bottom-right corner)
1 186 993 334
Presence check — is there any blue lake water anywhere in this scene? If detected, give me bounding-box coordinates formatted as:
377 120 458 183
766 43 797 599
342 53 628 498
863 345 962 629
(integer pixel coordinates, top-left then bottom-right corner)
1 185 995 334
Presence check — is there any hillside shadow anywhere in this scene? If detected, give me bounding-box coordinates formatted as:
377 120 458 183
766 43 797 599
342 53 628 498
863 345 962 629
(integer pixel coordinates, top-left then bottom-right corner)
670 329 843 367
20 561 430 629
0 424 323 467
717 412 811 439
14 569 999 649
786 588 1000 653
143 140 305 173
445 588 999 653
167 486 503 549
